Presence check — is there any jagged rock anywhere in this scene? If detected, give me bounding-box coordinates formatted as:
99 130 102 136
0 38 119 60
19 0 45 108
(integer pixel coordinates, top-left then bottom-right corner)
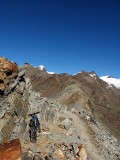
61 117 73 130
77 144 87 160
30 144 41 153
15 81 26 94
10 78 19 89
22 151 34 160
72 143 79 154
65 135 81 145
0 109 5 119
18 69 26 77
0 71 6 80
0 138 22 160
0 57 18 74
33 154 43 160
0 57 18 94
55 149 65 159
0 83 5 91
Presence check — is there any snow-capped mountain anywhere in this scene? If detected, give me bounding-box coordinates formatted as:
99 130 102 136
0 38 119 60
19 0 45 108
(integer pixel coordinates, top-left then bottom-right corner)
33 65 120 88
39 65 55 74
39 65 46 71
100 76 120 89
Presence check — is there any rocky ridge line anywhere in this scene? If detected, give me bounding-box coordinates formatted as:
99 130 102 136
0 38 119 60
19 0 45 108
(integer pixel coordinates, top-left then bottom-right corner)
0 58 120 160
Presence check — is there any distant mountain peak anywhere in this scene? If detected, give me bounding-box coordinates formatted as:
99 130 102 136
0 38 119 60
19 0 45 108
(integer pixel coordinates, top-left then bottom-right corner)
88 71 97 79
39 65 46 71
106 75 115 79
39 65 55 74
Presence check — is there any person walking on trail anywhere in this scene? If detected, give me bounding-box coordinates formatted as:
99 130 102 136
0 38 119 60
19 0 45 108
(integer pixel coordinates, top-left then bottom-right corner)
29 118 37 143
29 113 41 143
32 114 41 133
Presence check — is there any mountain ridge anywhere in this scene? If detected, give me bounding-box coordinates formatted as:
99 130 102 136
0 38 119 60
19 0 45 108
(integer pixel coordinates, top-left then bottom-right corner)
32 64 120 89
0 57 120 160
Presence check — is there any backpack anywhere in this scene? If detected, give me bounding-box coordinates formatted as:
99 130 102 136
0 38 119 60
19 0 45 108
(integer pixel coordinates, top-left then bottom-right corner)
29 119 34 127
33 115 37 127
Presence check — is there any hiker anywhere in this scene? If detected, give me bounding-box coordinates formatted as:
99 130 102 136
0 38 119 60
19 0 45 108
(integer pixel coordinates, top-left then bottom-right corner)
29 118 37 142
32 114 41 133
29 113 41 142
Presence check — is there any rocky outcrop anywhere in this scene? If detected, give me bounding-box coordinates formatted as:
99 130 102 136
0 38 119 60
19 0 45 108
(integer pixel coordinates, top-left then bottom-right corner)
0 57 18 94
0 58 120 160
0 138 22 160
0 71 6 80
0 58 28 142
0 94 28 142
0 57 18 73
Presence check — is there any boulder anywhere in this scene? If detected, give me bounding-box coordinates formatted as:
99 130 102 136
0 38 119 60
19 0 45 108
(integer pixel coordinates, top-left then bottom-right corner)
0 57 18 74
0 71 6 80
77 144 87 160
0 57 18 94
55 149 65 159
0 138 22 160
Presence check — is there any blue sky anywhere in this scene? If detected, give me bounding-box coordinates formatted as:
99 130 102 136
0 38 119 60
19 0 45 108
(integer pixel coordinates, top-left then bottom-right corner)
0 0 120 77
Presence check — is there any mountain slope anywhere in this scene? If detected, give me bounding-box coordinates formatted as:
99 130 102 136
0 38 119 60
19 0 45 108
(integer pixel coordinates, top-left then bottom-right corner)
0 58 120 160
26 67 120 141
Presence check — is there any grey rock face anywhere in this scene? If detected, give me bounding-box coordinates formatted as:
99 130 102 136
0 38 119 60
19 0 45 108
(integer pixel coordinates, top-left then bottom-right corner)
0 109 5 119
30 144 41 153
0 70 29 142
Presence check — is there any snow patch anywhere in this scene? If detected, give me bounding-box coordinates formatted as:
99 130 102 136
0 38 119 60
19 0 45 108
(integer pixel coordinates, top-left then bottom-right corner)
39 65 55 74
39 65 46 71
73 72 81 75
89 73 96 79
100 76 120 89
47 71 55 74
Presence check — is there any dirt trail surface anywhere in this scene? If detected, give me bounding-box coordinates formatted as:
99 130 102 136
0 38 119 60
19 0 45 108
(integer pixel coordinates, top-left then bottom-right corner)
21 111 103 160
58 111 103 160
